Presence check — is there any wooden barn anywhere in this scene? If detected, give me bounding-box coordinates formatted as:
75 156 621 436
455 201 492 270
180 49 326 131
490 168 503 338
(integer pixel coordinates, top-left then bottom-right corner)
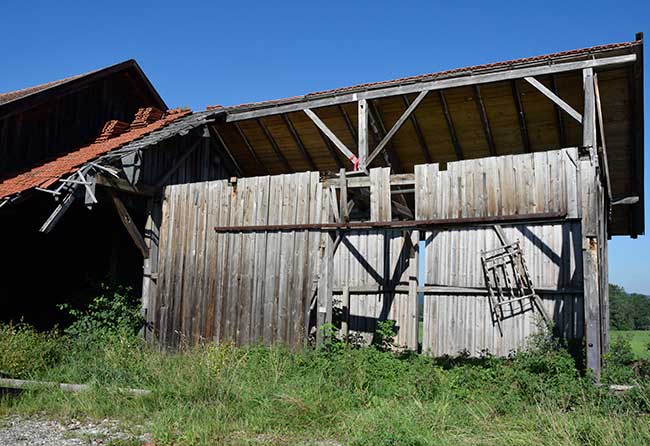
0 35 645 379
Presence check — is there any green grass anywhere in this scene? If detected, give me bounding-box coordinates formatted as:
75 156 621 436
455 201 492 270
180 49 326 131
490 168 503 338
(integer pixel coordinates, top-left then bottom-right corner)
610 330 650 360
2 325 650 446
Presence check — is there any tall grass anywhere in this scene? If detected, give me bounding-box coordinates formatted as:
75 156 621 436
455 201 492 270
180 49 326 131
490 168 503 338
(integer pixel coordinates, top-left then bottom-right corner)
2 323 650 446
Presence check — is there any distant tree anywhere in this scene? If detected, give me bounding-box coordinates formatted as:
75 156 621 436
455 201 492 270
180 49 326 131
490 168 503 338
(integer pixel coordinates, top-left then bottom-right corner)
609 284 650 330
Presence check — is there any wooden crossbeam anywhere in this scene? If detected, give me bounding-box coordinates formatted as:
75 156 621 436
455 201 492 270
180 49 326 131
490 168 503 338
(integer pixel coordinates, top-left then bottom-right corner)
282 114 317 171
511 80 531 153
96 174 155 196
257 118 293 172
367 91 428 166
402 95 433 163
524 76 582 123
473 85 497 156
304 108 358 166
439 91 464 160
226 54 636 121
110 191 148 258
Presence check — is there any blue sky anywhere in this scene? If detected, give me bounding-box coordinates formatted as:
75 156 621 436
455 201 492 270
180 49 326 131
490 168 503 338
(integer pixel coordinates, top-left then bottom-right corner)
2 1 648 293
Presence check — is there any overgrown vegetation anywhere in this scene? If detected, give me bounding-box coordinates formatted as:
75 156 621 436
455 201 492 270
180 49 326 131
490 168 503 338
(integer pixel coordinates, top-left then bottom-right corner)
2 285 650 445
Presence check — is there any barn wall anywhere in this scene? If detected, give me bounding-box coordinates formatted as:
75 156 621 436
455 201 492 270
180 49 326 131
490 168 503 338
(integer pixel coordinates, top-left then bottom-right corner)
147 147 597 356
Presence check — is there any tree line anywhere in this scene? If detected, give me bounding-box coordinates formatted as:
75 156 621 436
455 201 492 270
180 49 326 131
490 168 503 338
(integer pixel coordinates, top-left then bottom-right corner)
610 284 650 331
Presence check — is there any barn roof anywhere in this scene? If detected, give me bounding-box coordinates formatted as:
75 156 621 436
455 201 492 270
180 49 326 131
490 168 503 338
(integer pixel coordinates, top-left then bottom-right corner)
210 37 644 237
0 59 166 119
0 108 190 199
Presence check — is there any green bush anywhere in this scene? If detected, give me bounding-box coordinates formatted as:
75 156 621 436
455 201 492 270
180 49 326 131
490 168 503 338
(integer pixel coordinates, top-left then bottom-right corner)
0 323 62 378
59 281 144 338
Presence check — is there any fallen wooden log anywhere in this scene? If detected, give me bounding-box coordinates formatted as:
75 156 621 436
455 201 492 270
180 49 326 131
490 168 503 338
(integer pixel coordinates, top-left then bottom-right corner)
0 378 151 396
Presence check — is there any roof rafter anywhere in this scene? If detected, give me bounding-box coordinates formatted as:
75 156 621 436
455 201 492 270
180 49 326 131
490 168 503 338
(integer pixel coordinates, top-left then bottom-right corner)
473 85 497 156
304 108 358 167
439 91 464 160
550 75 567 147
234 122 268 175
282 114 318 171
402 95 433 163
511 80 531 153
257 118 293 172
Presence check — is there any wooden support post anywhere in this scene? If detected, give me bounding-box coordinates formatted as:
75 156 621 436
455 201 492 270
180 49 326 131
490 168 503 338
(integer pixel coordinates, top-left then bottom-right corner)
339 168 349 222
341 285 350 339
316 186 333 346
110 191 149 258
141 197 161 341
407 230 420 350
358 99 368 170
581 67 602 381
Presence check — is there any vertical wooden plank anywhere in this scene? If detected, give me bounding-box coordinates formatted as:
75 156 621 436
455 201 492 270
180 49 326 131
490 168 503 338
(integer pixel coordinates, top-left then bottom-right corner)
358 99 368 170
251 176 271 343
316 185 333 346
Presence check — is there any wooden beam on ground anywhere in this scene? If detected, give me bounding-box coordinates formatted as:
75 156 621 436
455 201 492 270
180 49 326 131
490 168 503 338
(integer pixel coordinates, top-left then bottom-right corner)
524 76 583 123
511 80 531 152
304 108 358 167
235 122 268 174
282 114 317 171
110 191 149 258
439 91 464 160
0 378 150 396
257 118 293 172
473 85 497 156
226 54 636 121
367 90 428 166
358 99 368 170
96 174 156 196
551 75 567 147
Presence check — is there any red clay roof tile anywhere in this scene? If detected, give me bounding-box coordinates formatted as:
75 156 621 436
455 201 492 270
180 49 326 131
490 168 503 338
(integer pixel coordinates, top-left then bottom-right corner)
0 108 191 199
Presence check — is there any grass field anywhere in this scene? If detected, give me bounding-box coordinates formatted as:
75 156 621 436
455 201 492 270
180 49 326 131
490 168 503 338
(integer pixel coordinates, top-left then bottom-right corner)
2 324 650 446
611 330 650 359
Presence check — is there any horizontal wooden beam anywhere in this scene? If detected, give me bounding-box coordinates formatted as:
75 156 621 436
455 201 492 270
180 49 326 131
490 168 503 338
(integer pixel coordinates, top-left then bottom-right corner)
214 210 568 232
524 76 583 123
226 54 636 121
96 174 156 196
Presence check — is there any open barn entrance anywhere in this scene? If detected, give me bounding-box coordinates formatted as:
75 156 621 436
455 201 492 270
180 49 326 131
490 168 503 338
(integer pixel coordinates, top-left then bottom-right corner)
0 192 146 330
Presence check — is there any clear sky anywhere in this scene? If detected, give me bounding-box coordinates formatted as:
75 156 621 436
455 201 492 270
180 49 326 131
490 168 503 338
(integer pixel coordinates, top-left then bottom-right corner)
2 1 648 294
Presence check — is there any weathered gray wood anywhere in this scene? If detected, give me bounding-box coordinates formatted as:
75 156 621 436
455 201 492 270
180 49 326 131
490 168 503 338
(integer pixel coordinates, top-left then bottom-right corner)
581 67 602 381
524 76 583 123
593 74 612 202
358 99 368 170
226 54 636 121
109 192 148 258
39 191 76 233
0 378 150 396
367 90 428 166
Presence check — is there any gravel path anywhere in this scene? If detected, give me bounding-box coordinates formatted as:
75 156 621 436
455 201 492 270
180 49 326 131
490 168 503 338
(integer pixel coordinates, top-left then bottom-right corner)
0 415 149 446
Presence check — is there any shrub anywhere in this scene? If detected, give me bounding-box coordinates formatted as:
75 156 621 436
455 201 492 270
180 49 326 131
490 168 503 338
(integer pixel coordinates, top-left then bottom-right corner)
58 281 144 338
0 323 62 378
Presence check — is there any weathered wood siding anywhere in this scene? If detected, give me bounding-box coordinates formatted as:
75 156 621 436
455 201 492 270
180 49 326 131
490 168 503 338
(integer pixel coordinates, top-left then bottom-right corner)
149 172 322 347
148 147 596 357
416 148 583 356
